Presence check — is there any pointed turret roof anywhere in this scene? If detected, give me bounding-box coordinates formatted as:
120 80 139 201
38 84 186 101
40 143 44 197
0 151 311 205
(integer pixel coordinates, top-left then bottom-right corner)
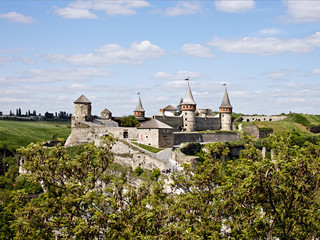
182 82 196 105
74 95 91 104
134 95 145 112
220 87 232 108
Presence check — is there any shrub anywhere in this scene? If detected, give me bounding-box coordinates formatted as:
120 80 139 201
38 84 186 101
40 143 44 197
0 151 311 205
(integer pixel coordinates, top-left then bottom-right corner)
134 166 144 176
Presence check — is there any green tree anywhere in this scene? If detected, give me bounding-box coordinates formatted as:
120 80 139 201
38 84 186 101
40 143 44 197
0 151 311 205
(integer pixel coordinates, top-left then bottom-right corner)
170 135 320 239
120 115 139 127
220 135 320 239
13 136 115 239
174 98 183 116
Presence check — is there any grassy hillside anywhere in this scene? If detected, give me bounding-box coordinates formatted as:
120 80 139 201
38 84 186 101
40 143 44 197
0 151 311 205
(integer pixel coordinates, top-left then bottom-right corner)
0 120 71 149
240 113 320 136
284 113 320 127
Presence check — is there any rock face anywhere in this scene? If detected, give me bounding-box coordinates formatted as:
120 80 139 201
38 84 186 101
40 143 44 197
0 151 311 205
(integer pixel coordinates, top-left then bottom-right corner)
180 143 201 156
244 125 273 138
95 139 168 171
307 126 320 133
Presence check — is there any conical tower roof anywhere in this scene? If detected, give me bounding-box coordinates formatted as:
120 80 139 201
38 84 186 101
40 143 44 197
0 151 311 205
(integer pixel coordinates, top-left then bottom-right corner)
74 95 91 104
182 82 196 105
134 95 145 112
220 87 232 108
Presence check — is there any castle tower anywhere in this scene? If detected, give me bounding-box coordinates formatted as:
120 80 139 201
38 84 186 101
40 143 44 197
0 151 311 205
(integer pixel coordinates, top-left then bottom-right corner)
181 82 196 131
219 86 233 131
101 108 112 120
72 95 92 127
134 94 145 120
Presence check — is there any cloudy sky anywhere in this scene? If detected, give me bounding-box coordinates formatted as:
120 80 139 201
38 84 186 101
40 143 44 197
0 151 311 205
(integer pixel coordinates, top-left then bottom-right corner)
1 0 320 116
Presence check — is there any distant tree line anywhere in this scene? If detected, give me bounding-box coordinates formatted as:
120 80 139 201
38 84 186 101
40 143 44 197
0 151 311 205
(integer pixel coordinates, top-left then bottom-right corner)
2 108 71 120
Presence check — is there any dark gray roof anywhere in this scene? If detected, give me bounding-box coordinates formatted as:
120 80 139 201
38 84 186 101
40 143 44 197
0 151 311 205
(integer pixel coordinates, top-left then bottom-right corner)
134 96 145 112
101 108 111 114
220 87 232 108
74 95 91 104
182 83 196 105
163 105 177 111
138 119 173 129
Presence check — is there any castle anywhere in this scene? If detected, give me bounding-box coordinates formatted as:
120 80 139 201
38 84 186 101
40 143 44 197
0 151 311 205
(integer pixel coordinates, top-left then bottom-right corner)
65 82 239 148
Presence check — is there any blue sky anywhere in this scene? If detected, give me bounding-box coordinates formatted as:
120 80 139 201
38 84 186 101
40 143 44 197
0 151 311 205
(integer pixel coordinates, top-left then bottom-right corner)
1 0 320 116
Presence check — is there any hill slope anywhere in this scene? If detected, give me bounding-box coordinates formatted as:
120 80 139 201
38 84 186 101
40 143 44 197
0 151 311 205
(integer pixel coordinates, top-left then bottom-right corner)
0 120 71 148
242 113 320 136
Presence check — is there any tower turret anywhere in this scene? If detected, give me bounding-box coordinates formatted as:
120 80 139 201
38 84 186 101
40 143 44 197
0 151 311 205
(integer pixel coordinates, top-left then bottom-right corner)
72 95 92 127
134 94 145 120
219 86 233 130
181 82 196 131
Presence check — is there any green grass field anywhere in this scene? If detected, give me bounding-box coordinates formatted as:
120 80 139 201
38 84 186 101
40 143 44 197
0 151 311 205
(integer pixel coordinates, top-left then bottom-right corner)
237 113 320 136
0 120 71 149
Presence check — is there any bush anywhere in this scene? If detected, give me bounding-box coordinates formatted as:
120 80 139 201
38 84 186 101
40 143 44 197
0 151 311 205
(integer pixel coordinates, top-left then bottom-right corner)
134 166 144 176
150 168 161 181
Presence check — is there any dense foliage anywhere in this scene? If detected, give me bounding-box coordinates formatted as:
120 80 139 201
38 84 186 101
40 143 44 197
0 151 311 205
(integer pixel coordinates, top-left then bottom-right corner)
0 133 320 239
120 115 140 127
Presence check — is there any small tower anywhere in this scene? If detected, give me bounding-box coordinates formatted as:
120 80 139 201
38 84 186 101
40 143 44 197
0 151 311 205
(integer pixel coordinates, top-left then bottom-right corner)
101 108 112 120
219 86 233 131
181 82 196 131
72 95 92 127
134 94 145 120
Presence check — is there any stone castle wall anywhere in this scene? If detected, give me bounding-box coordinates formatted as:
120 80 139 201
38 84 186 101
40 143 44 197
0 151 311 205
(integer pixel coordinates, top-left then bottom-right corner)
173 132 240 145
154 115 182 130
154 114 221 131
240 115 287 122
195 116 220 131
110 141 167 170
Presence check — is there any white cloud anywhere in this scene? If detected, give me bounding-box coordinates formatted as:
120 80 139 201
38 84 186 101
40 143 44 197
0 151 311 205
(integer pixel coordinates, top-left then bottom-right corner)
313 69 320 74
0 12 34 24
54 7 98 19
259 28 281 35
163 1 202 16
4 68 116 83
214 0 255 13
181 44 215 58
0 56 14 66
68 83 128 93
207 32 320 56
306 32 320 47
283 0 320 23
54 0 149 19
266 71 287 79
92 0 150 16
153 70 205 81
45 40 166 66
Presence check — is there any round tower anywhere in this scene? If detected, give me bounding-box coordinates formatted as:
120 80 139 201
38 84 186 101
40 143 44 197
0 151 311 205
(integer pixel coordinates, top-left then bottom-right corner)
134 94 145 120
72 95 92 127
219 86 233 131
181 82 196 131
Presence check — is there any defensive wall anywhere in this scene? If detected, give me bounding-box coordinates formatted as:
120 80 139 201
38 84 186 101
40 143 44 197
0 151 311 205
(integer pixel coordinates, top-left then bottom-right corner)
173 131 240 145
65 123 173 148
239 115 287 122
153 115 182 130
195 116 220 131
